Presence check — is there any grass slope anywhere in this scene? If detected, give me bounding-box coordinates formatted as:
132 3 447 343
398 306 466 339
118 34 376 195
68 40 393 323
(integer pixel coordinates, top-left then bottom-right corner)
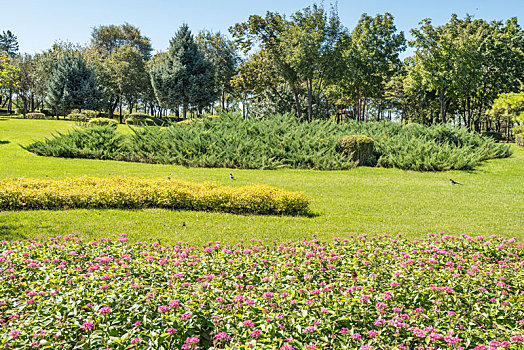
1 118 523 244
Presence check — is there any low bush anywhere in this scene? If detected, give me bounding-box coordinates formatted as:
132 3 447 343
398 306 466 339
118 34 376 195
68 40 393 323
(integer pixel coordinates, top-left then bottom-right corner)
0 233 522 349
87 117 117 128
482 131 504 141
83 109 100 118
126 116 156 126
339 135 375 165
66 113 88 123
22 126 126 159
517 134 524 147
0 176 310 215
24 114 513 171
25 112 46 119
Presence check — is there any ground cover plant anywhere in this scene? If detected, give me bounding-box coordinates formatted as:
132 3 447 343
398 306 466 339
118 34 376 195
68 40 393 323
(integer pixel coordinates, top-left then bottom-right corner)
23 115 512 172
0 233 523 349
1 119 523 243
0 177 309 216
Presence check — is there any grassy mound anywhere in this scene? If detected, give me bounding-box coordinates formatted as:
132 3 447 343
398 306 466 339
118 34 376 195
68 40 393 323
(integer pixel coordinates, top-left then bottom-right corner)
0 177 310 216
24 115 512 171
0 234 522 349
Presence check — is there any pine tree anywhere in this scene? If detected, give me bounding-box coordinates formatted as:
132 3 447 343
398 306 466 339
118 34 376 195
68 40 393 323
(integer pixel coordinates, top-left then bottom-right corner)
0 30 19 57
150 24 217 118
46 55 101 117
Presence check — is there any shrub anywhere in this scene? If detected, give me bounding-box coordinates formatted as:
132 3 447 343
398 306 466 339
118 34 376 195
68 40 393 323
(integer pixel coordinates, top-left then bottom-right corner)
25 114 513 171
339 135 375 165
517 134 524 147
87 117 117 128
66 113 88 123
25 112 46 119
0 233 523 348
83 109 100 118
126 116 156 126
0 176 311 215
22 126 126 159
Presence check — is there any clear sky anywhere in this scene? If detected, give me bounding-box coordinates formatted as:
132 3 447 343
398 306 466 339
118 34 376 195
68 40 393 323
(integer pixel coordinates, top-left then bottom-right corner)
2 0 523 55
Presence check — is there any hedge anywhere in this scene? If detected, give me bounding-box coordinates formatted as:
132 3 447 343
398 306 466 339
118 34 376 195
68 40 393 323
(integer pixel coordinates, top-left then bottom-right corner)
0 177 311 216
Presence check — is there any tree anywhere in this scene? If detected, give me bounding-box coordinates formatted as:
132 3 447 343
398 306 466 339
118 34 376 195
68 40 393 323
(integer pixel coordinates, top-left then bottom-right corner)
46 55 101 117
91 23 152 59
231 4 343 121
150 24 216 118
196 31 238 111
490 92 524 137
333 13 405 121
0 30 19 57
107 45 149 120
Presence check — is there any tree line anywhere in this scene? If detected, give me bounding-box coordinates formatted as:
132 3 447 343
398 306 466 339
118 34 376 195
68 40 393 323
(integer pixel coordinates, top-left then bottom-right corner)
0 4 523 134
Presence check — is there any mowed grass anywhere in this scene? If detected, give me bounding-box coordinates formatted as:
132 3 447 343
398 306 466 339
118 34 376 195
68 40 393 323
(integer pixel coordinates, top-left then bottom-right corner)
1 117 523 244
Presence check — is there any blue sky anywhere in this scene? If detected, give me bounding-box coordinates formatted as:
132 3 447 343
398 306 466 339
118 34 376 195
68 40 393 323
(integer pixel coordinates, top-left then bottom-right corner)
2 0 523 55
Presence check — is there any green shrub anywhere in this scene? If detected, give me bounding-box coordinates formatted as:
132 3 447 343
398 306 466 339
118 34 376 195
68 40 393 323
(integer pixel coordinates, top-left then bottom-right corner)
24 114 513 171
66 113 88 123
26 112 46 119
125 116 155 126
87 117 117 128
516 134 524 147
83 109 100 118
339 135 375 165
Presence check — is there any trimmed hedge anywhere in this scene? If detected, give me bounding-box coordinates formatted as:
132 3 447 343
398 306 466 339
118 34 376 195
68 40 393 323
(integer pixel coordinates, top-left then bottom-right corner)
0 176 311 216
88 117 117 128
66 113 88 123
339 135 375 166
25 112 46 119
517 134 524 147
126 116 155 126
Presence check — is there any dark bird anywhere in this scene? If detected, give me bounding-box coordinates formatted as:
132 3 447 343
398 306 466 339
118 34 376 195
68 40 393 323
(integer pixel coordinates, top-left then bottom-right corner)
449 179 462 185
351 270 358 281
229 173 236 180
181 222 186 227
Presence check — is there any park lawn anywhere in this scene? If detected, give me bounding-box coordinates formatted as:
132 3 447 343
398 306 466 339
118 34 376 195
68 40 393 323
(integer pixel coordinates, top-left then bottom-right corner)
0 117 523 244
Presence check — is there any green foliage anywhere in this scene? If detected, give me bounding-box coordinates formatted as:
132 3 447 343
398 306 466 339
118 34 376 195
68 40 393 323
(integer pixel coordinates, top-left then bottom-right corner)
517 134 524 147
0 30 19 57
91 23 153 59
66 113 88 123
25 115 512 171
45 54 102 115
483 131 504 141
150 24 217 117
87 117 117 128
339 135 375 165
23 126 126 159
25 112 46 119
125 116 155 126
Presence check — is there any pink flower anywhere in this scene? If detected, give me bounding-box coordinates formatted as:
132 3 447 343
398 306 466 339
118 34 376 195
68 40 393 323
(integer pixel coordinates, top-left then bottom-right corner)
242 320 255 327
214 332 230 341
9 330 20 338
130 337 141 344
158 305 170 313
81 321 94 331
98 306 112 315
167 328 177 334
303 326 317 333
360 346 375 350
352 333 362 340
249 329 261 337
368 330 378 338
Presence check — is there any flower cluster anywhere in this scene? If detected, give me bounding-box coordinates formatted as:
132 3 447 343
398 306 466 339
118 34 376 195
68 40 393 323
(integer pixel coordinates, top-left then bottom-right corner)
0 176 310 215
0 233 523 349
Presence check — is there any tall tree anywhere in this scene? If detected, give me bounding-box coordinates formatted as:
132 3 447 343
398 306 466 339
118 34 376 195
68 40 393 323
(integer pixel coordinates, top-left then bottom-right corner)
91 23 152 59
150 24 216 118
46 55 101 117
0 30 19 57
196 31 238 111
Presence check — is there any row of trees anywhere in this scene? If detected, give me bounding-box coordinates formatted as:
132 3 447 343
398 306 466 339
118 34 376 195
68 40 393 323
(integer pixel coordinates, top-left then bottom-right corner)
1 4 523 134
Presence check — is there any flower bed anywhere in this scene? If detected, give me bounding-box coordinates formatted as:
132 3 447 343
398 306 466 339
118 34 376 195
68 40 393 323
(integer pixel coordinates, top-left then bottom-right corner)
0 177 310 216
0 233 523 349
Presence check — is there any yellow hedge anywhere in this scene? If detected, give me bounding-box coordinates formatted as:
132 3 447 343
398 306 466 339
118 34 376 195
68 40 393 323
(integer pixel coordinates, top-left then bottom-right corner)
0 177 311 216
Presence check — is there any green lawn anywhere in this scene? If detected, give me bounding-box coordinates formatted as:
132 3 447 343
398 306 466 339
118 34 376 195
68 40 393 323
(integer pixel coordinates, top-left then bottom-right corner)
1 117 523 244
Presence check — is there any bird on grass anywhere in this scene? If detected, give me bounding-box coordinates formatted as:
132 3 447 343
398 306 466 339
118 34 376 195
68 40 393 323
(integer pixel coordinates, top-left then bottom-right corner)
230 173 236 180
449 179 462 185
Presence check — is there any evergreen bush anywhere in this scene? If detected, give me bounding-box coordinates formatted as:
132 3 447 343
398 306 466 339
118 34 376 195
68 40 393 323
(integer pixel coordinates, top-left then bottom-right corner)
339 135 375 165
87 117 117 128
516 134 524 147
24 114 513 171
26 112 46 119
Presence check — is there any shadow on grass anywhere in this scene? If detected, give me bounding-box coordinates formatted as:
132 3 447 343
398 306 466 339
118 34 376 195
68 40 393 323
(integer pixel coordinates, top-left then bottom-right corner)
1 206 319 219
0 220 27 241
0 140 9 144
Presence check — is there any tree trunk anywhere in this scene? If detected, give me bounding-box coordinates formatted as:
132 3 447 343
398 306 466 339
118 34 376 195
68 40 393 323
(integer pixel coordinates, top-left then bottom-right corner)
292 87 301 119
307 78 313 122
